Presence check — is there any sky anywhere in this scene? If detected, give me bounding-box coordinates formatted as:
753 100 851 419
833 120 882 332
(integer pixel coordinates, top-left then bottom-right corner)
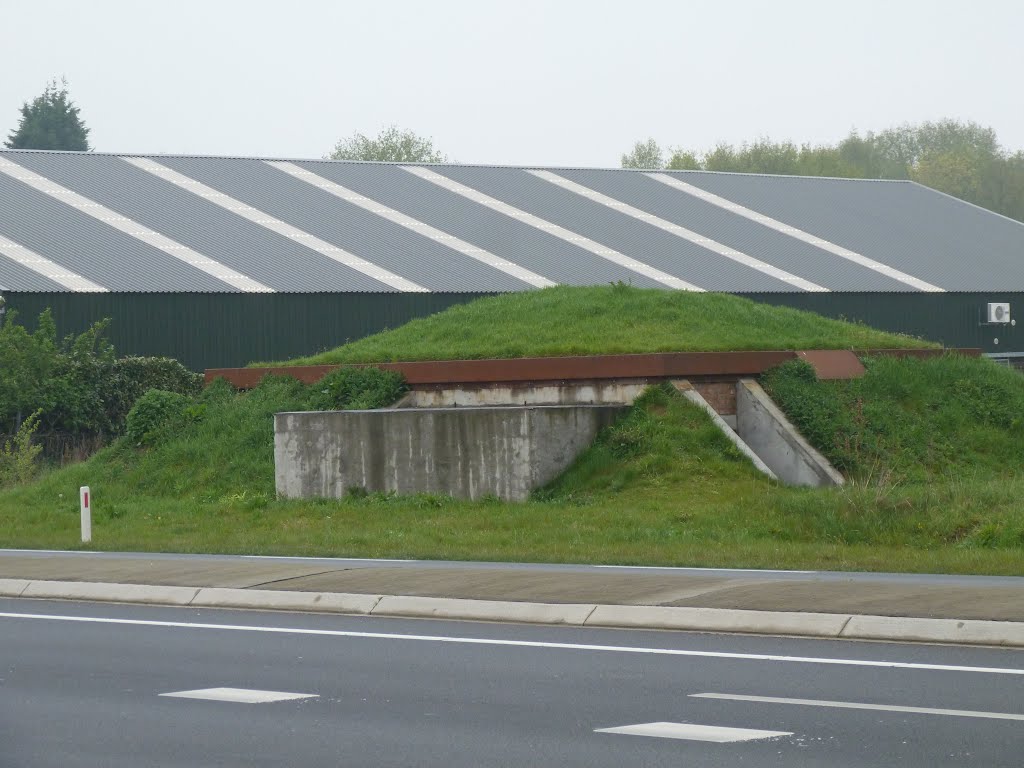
2 0 1021 166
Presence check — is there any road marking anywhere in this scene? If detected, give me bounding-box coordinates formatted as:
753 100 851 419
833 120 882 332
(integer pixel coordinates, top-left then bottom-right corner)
595 721 791 742
529 170 827 293
241 554 417 563
1 611 1022 676
691 693 1024 722
402 165 703 291
648 172 944 293
160 687 316 704
595 565 815 574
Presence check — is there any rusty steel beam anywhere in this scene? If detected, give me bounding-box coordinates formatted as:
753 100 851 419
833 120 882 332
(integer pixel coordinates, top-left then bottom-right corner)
205 348 979 390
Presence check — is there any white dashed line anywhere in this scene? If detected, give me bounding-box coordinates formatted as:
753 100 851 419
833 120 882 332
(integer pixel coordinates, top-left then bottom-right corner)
690 693 1024 721
160 687 317 704
595 721 791 743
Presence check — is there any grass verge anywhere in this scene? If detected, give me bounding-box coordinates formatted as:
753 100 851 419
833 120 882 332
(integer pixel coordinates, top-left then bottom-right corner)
2 380 1021 574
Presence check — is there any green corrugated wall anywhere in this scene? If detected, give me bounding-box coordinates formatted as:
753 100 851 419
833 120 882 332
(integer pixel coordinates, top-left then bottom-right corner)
2 292 491 371
3 291 1019 371
743 292 1022 354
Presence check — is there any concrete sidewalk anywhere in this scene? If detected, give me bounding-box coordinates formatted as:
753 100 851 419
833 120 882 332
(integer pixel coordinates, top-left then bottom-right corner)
1 552 1023 647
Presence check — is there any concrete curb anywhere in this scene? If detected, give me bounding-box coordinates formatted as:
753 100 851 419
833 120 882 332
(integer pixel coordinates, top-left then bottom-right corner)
371 595 596 625
584 604 850 636
190 587 382 615
5 579 1024 647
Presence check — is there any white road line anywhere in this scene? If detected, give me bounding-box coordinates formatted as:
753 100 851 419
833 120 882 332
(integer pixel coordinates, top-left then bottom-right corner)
402 165 703 291
691 693 1024 722
595 565 815 574
0 157 271 293
123 157 427 293
648 173 944 293
528 170 827 293
267 161 555 289
0 234 108 292
160 687 316 704
595 721 791 743
1 611 1022 676
241 555 416 563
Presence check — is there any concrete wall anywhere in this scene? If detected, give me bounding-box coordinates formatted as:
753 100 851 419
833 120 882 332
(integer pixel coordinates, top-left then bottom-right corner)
275 405 627 502
735 379 845 488
671 381 777 481
399 381 648 408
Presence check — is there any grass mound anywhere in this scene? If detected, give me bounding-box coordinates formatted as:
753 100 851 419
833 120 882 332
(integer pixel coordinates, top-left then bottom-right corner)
263 285 935 365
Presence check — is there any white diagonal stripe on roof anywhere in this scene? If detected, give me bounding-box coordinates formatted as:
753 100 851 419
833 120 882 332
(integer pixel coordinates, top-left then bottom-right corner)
402 165 702 291
531 170 827 293
0 157 270 293
648 173 944 293
125 157 427 293
267 161 554 289
0 234 108 292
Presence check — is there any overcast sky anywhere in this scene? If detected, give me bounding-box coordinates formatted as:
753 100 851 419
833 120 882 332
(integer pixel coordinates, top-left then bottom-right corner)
2 0 1021 166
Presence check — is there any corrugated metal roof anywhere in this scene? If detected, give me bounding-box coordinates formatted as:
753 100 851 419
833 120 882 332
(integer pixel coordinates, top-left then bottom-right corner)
1 149 1023 294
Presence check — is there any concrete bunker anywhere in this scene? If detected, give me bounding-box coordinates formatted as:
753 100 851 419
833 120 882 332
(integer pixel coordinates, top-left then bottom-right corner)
275 404 628 502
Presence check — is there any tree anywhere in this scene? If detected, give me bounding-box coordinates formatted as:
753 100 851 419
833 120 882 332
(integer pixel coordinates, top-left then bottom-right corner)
621 138 664 169
638 119 1024 222
6 78 91 151
666 149 701 170
328 125 446 162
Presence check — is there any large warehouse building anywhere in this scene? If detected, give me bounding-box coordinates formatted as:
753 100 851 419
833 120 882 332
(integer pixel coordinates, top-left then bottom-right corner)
1 148 1023 370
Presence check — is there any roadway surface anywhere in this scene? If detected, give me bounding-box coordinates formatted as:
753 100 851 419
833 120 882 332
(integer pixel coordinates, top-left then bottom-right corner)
2 597 1022 767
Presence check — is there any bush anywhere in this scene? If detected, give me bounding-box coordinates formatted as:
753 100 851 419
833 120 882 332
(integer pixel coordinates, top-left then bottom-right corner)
0 410 43 488
125 390 204 446
306 366 408 411
102 357 204 431
1 310 203 451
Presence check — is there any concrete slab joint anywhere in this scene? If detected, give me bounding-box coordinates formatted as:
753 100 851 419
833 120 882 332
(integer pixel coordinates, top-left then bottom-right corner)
735 379 845 487
274 405 627 502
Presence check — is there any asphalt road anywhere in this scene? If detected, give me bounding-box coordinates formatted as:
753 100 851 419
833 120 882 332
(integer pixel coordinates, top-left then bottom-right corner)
2 598 1022 767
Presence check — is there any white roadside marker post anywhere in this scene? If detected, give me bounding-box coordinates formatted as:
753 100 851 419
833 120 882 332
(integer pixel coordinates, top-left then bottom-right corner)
80 486 92 544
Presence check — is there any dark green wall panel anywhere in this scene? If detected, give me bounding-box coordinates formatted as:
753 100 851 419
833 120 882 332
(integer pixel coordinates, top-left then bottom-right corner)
4 291 1020 372
742 292 1023 354
3 292 490 370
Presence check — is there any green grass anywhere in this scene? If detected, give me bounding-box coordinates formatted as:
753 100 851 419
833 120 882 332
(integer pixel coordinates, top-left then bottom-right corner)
1 286 1017 573
2 378 1022 574
258 285 936 365
764 354 1024 482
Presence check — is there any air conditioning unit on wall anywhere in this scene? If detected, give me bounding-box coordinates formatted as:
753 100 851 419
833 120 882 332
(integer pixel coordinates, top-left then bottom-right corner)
987 302 1011 324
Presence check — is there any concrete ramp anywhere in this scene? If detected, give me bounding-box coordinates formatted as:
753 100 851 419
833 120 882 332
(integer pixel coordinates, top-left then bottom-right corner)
736 379 845 487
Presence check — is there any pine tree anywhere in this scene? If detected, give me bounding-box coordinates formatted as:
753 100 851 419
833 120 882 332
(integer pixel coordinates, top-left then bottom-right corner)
6 79 91 151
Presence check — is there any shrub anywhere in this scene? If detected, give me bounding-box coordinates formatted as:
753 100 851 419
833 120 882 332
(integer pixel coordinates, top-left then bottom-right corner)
125 390 205 446
0 410 43 488
102 356 204 431
306 366 408 411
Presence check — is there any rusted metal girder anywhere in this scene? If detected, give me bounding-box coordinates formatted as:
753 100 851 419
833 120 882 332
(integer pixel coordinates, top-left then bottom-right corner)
205 348 980 389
